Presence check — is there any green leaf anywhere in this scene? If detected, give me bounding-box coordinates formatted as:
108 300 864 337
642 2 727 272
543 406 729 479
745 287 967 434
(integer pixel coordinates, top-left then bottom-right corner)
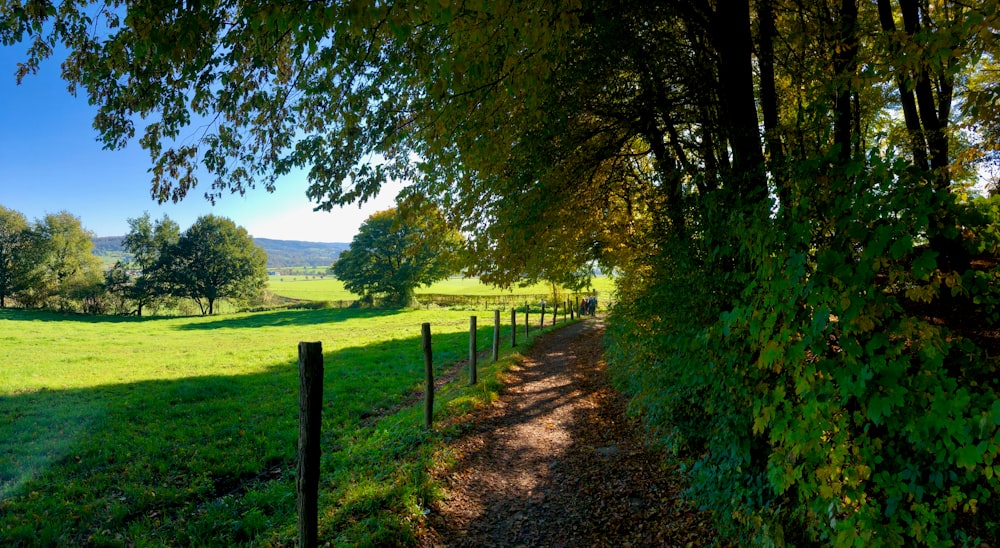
889 235 913 260
912 250 938 280
867 396 891 425
759 340 782 370
956 443 984 471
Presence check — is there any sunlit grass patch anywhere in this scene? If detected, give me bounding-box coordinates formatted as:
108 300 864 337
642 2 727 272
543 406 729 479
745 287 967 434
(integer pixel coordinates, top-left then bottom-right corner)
267 275 616 303
0 306 573 544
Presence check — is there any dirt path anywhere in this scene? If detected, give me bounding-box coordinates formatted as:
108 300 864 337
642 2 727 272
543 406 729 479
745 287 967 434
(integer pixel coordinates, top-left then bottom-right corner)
421 319 715 547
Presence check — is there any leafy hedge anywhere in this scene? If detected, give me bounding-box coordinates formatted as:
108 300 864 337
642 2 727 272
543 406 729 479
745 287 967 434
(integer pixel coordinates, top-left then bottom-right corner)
607 156 1000 545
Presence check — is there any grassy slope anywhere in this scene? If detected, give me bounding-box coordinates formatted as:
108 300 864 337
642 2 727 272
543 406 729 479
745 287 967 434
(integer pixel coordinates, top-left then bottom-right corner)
268 275 616 302
267 276 357 302
0 307 561 545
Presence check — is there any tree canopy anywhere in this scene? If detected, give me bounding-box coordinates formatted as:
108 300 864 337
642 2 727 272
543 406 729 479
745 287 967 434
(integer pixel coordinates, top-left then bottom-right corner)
5 0 1000 543
37 211 105 311
0 205 44 308
331 200 460 307
164 214 268 315
0 205 268 316
107 212 180 316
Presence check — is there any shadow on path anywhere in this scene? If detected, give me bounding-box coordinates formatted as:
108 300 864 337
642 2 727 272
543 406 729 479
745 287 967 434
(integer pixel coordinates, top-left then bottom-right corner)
423 319 716 546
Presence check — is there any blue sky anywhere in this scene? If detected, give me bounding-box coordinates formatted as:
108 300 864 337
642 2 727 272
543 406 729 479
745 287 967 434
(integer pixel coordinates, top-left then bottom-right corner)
0 47 402 242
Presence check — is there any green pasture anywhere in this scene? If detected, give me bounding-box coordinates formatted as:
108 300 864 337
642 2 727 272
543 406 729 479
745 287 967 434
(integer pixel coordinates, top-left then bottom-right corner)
267 275 615 303
0 306 567 545
266 275 358 302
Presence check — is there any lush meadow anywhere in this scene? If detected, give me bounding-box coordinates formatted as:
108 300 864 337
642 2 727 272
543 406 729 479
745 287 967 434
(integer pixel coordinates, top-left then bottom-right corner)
0 306 565 545
267 275 615 305
266 276 358 303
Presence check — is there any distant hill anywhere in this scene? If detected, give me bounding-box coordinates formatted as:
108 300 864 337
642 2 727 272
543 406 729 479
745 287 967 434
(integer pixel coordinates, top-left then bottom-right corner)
93 236 125 254
92 236 349 269
253 238 349 268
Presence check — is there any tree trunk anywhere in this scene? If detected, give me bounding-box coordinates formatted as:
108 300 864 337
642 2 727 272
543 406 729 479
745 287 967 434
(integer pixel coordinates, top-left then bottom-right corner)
876 0 928 171
642 113 685 233
757 0 787 201
395 287 418 308
712 0 766 203
832 0 859 163
887 0 968 272
901 0 948 181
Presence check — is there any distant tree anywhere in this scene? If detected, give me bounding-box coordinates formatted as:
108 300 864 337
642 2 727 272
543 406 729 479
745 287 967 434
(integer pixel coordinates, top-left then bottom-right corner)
0 206 45 308
165 215 268 315
37 211 104 311
331 200 461 307
112 212 180 316
103 261 133 315
67 267 108 315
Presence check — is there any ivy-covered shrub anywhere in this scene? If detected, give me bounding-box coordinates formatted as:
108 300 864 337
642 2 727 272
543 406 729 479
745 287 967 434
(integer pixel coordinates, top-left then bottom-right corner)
607 156 1000 545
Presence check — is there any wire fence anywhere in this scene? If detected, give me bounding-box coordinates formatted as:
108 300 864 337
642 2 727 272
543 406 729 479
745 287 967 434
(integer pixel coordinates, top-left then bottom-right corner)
0 293 611 511
412 292 612 310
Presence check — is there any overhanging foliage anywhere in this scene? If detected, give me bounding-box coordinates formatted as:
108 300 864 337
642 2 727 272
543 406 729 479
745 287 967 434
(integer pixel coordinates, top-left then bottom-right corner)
5 0 1000 543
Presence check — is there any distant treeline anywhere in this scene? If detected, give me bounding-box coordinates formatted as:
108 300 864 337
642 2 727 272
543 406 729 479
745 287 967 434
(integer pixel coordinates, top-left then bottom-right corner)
94 236 349 268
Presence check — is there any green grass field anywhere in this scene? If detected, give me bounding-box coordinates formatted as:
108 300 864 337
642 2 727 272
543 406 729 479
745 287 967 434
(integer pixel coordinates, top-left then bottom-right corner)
267 275 615 303
0 306 566 545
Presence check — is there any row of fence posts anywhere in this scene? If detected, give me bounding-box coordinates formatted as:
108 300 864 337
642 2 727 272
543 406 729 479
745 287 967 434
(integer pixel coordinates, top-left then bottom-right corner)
293 296 586 546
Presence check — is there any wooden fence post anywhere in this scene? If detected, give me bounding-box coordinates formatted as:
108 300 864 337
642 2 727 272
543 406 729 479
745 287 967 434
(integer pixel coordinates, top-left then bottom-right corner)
553 304 558 325
540 301 546 327
297 341 323 548
511 307 517 347
469 316 478 385
492 309 500 362
422 323 433 429
524 304 529 337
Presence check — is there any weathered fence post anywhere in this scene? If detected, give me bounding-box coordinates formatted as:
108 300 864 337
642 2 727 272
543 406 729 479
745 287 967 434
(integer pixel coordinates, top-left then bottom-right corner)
297 341 323 548
422 323 433 429
469 316 478 385
492 309 501 362
511 307 517 347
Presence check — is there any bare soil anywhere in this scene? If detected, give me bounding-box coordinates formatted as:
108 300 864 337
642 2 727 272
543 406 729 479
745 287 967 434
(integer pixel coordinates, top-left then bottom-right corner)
420 319 717 547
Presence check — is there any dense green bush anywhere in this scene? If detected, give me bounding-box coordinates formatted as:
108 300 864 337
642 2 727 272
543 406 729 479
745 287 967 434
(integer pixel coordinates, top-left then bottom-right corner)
608 157 1000 545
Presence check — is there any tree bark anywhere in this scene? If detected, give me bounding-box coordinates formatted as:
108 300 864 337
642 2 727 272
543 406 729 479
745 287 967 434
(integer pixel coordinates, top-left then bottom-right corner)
893 0 967 272
876 0 928 171
711 0 766 202
757 0 787 199
899 0 949 180
833 0 859 164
